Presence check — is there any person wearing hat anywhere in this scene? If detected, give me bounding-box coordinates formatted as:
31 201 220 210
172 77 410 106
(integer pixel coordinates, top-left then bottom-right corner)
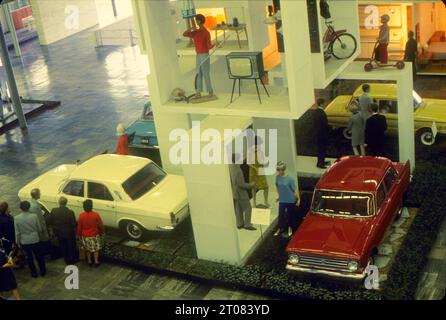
115 123 130 155
275 161 301 238
377 14 390 64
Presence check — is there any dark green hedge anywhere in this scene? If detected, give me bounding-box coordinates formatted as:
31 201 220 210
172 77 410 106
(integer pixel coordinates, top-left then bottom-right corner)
405 161 446 206
383 181 446 299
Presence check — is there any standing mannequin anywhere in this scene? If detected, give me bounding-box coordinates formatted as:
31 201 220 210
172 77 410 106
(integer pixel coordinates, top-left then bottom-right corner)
347 104 366 156
377 14 390 64
358 84 373 120
365 103 388 156
115 123 130 155
230 154 256 231
404 31 418 78
275 161 300 238
183 14 215 98
248 136 269 208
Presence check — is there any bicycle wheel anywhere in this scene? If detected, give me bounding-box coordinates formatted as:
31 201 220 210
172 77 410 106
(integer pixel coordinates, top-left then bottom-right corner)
330 33 357 60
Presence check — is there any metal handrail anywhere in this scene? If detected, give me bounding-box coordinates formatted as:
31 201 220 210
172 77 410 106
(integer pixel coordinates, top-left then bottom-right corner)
95 28 138 47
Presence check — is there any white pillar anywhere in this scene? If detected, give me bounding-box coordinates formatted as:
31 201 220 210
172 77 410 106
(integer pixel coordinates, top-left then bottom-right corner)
132 0 189 174
396 63 415 170
181 115 252 265
280 0 315 116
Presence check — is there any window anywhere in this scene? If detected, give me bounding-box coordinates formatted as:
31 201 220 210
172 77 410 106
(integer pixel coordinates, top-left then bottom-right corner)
88 182 114 201
383 167 398 193
379 100 398 114
376 183 387 209
311 190 373 217
122 163 167 200
63 181 84 197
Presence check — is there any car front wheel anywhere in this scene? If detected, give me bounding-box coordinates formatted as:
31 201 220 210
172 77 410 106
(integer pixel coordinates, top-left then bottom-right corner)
123 221 144 241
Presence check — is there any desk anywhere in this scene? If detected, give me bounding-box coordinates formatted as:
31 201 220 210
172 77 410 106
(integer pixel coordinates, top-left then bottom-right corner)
211 23 248 49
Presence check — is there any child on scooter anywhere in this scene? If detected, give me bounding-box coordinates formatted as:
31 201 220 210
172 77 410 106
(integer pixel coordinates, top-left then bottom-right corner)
377 14 390 64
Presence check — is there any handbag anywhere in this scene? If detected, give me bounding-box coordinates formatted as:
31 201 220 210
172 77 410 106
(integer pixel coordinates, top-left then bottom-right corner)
9 245 27 268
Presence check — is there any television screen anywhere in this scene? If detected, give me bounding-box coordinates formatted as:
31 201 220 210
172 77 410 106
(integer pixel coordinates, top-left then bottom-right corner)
226 52 264 79
228 57 253 78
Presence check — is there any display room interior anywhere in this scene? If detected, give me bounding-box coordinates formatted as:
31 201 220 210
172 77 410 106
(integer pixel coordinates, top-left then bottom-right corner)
0 0 444 305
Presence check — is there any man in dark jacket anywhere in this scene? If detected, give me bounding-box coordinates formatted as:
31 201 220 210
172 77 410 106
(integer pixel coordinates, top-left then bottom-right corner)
404 31 418 78
365 103 388 157
312 98 331 168
47 197 77 265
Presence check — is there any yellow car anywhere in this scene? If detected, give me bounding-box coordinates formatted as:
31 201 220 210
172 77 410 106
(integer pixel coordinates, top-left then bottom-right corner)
325 83 446 146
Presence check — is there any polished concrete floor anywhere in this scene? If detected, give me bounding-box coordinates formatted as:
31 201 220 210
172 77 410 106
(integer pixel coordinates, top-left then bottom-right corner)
3 258 269 300
0 28 444 300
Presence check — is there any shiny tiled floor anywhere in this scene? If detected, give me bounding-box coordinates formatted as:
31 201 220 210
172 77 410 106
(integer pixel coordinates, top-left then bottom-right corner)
4 259 269 300
0 28 149 208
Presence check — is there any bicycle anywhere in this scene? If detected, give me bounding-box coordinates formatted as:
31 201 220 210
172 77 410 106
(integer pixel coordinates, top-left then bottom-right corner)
323 20 357 60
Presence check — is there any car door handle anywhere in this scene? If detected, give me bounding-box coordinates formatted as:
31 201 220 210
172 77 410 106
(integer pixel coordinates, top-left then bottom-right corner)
106 205 115 209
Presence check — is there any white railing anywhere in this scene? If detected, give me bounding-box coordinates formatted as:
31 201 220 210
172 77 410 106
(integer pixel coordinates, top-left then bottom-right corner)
94 29 138 48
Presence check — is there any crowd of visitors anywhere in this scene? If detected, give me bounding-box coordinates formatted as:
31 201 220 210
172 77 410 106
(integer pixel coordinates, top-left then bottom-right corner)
313 84 388 161
0 188 105 300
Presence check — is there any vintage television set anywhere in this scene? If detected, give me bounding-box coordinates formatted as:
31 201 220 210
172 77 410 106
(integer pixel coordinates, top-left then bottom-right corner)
226 52 265 79
225 52 269 104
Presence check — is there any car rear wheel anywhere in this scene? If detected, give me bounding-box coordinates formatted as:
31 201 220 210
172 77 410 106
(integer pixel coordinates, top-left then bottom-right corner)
342 128 352 140
122 221 144 241
417 128 435 146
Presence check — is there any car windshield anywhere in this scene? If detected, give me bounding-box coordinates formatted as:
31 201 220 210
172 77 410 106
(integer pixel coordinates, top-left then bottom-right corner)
312 190 373 217
413 90 423 111
122 163 166 200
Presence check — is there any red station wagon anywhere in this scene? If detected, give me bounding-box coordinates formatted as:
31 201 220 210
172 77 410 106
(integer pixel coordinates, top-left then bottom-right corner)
286 156 411 279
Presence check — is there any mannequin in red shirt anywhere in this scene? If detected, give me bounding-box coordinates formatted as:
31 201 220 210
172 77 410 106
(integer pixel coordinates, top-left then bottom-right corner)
115 123 130 155
183 14 215 99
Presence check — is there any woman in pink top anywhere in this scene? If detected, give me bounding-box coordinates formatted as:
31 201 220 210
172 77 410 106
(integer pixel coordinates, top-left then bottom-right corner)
77 199 104 267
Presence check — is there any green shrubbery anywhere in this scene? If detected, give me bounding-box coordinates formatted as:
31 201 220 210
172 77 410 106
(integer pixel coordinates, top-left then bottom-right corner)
383 185 446 299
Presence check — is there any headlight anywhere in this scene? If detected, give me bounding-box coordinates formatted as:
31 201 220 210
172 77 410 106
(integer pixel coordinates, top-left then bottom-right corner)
288 253 300 265
347 260 359 272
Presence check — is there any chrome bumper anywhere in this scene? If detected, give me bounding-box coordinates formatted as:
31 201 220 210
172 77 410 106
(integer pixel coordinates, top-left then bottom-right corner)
156 205 189 231
286 264 366 280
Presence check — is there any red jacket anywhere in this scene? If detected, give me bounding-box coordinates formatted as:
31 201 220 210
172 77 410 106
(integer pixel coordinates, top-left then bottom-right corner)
183 28 214 54
77 211 104 237
115 135 130 155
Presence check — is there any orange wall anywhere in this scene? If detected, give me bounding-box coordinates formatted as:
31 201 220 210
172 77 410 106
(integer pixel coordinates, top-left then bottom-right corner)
435 2 446 31
415 2 436 47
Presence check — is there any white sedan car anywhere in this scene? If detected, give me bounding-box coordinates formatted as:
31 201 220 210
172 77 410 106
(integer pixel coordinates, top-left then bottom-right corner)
18 154 189 240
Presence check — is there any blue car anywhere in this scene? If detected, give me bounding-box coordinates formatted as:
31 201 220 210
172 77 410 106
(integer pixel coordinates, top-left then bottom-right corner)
126 101 159 148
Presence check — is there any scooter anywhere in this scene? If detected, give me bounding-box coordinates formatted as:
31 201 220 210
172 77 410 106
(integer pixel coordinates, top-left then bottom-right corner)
364 41 405 72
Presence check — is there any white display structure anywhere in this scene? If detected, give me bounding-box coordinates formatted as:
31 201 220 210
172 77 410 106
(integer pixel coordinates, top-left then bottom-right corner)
181 115 250 264
131 0 414 266
311 0 361 89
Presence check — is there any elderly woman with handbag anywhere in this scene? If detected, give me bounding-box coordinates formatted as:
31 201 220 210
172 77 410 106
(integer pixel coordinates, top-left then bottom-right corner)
0 238 20 300
77 199 105 267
